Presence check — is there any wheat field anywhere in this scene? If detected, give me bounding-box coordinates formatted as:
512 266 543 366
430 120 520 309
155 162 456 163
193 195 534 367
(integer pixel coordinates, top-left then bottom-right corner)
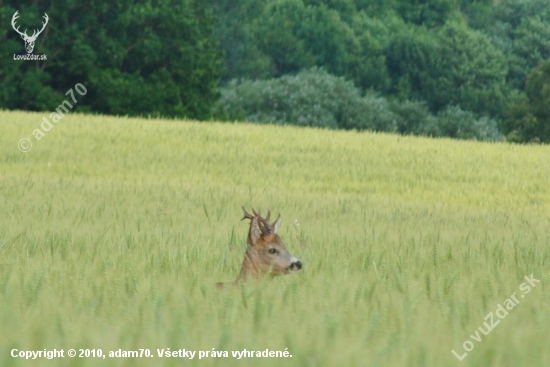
1 110 549 366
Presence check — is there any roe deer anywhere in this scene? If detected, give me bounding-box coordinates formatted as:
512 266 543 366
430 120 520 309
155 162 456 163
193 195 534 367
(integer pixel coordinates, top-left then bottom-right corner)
217 207 302 288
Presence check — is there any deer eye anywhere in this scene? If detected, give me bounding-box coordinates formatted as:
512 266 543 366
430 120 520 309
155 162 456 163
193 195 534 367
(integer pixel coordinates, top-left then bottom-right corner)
268 248 278 255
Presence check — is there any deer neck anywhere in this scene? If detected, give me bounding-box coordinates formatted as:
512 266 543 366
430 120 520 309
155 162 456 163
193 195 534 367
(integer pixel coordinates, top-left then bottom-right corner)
236 247 262 281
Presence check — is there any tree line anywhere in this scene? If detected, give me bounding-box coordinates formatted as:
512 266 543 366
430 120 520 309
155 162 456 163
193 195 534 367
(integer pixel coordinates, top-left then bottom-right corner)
213 0 550 142
1 0 549 142
0 0 221 120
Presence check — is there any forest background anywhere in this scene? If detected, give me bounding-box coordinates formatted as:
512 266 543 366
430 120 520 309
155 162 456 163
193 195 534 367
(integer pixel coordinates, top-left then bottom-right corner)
1 0 550 142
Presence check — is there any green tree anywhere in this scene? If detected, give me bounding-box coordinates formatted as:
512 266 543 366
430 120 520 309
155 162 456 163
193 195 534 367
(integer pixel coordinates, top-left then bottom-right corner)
457 0 493 28
213 0 396 92
387 21 508 118
353 0 399 16
345 13 401 92
434 22 508 117
252 0 315 76
213 67 399 131
396 0 457 27
304 0 357 22
490 0 550 29
213 0 272 81
252 0 357 78
509 16 550 90
386 24 440 102
480 0 550 90
0 0 222 119
504 60 550 143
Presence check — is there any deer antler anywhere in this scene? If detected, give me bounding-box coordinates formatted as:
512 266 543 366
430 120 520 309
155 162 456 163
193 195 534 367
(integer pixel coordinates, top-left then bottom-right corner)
242 207 277 235
11 11 27 38
259 216 272 235
241 206 255 221
252 208 261 218
271 214 281 228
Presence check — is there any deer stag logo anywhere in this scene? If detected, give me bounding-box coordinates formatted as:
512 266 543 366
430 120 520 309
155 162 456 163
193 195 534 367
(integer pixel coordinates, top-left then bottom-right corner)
11 11 49 54
217 207 303 288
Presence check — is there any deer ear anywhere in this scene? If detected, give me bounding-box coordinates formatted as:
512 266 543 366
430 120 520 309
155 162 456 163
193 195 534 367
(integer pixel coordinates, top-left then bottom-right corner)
249 217 262 245
272 214 281 234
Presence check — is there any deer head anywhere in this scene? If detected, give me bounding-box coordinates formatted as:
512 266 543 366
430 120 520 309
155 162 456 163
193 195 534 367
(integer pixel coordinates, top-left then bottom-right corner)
240 207 303 277
11 11 49 54
218 207 302 288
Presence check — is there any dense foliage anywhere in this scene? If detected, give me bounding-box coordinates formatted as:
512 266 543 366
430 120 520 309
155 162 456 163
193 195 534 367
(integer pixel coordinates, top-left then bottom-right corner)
503 60 550 143
0 0 222 119
214 68 503 141
1 0 549 142
213 0 550 142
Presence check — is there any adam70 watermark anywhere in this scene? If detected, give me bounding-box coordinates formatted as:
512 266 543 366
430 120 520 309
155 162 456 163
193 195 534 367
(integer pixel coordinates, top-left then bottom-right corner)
18 83 87 152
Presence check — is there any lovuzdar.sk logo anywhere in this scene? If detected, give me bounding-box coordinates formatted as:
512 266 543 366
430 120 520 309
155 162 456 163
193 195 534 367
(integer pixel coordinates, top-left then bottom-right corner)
11 10 48 61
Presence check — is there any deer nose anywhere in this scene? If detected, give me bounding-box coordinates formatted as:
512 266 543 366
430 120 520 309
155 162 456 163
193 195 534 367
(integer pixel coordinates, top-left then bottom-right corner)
291 261 302 271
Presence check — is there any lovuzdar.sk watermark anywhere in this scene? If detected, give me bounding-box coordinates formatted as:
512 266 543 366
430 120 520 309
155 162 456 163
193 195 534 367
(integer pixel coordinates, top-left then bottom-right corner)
451 274 540 361
11 10 48 60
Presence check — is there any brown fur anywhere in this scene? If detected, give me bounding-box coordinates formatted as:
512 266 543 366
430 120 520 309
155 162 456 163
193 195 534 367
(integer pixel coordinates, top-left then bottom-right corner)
217 207 302 288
